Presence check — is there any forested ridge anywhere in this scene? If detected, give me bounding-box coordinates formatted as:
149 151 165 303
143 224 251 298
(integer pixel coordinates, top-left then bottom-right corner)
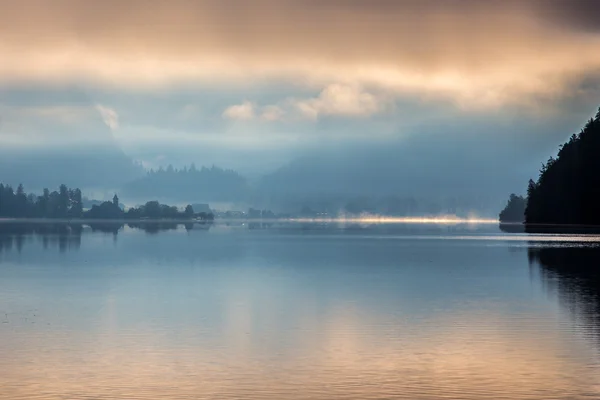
499 107 600 226
122 164 248 202
0 183 83 218
525 108 600 225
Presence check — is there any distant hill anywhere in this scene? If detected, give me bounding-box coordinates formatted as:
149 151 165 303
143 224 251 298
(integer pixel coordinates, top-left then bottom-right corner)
120 164 249 203
257 149 517 216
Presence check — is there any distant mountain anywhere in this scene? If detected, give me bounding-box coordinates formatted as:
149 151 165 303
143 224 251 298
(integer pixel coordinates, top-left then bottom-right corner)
120 164 249 203
259 149 522 199
256 148 521 216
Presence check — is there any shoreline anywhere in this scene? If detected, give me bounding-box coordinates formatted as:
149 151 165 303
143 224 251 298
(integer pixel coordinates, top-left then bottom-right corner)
0 217 499 225
500 222 600 234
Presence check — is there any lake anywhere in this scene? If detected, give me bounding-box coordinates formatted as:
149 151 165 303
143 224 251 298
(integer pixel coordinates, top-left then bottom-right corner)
1 222 599 399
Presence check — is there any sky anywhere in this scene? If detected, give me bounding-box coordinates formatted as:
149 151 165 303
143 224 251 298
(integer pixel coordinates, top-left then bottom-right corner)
1 0 600 196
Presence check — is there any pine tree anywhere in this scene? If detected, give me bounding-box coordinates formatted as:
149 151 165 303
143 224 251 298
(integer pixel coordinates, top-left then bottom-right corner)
524 106 600 227
70 189 83 217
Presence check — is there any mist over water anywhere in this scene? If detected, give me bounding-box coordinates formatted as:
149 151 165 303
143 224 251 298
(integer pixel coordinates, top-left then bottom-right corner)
1 222 599 399
3 1 600 398
281 214 499 224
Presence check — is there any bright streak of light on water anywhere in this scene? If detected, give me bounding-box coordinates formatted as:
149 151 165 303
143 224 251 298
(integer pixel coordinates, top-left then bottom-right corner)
283 215 499 225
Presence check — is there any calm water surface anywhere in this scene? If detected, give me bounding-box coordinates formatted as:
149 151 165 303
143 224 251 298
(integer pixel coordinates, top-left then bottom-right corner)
1 222 599 399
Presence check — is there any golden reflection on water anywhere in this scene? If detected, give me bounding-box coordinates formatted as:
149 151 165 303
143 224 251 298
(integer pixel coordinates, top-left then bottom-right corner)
275 215 499 224
1 299 599 399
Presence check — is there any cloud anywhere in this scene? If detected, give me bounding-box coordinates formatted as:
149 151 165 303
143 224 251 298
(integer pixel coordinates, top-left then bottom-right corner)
542 0 600 32
222 101 256 120
178 104 200 120
291 84 387 120
223 84 389 122
0 105 95 124
260 105 285 122
1 0 600 109
95 104 119 129
0 103 121 149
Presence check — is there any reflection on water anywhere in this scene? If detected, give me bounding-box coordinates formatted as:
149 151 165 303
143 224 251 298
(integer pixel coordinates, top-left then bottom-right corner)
0 223 83 253
0 221 214 253
1 223 600 399
529 244 600 348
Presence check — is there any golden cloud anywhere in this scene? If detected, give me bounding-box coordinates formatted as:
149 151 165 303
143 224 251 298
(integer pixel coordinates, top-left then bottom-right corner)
1 0 599 107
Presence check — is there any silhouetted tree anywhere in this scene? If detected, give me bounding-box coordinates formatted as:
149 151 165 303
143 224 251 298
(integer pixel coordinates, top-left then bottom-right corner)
69 188 83 218
85 201 123 219
143 201 161 218
0 183 4 216
39 188 50 217
57 184 69 218
0 185 15 217
0 183 203 222
499 193 526 223
523 107 600 228
15 184 28 217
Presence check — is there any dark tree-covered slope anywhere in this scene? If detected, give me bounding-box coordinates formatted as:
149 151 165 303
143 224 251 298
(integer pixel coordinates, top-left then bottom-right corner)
525 108 600 226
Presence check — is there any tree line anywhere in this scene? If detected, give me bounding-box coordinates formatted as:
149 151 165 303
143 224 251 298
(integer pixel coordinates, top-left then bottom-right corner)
498 194 526 223
0 183 214 221
0 183 82 218
499 107 600 227
525 108 600 225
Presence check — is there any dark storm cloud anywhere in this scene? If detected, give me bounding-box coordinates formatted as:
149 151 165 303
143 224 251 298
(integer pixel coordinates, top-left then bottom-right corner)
544 0 600 32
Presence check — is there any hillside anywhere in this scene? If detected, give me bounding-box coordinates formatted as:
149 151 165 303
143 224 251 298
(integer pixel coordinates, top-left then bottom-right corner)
525 108 600 226
120 164 249 203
